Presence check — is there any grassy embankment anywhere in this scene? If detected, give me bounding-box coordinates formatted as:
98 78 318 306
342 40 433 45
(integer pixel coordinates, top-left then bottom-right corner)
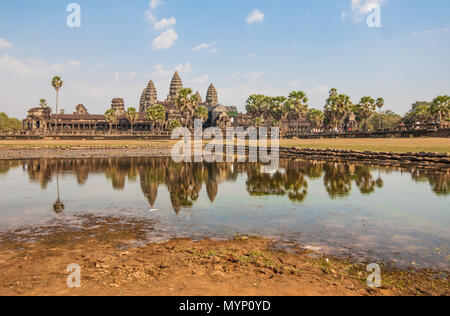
0 138 449 153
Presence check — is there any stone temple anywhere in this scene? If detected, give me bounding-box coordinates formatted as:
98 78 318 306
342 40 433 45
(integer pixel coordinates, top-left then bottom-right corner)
23 71 241 132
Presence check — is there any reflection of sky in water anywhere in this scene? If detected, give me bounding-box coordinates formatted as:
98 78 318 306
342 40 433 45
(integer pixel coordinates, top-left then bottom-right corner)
0 159 448 270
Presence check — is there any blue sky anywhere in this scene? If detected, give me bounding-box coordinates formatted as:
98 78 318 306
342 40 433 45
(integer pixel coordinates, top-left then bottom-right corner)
0 0 449 118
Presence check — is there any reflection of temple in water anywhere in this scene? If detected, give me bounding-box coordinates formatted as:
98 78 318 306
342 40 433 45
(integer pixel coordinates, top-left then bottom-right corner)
1 157 448 213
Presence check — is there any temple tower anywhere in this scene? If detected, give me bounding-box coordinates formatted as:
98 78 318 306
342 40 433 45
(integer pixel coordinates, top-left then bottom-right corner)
111 98 126 116
195 91 202 103
140 80 158 112
139 89 146 113
167 71 183 102
205 83 218 106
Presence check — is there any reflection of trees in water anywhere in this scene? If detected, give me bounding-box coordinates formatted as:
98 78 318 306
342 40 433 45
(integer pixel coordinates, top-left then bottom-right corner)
10 157 449 213
246 160 309 203
354 165 376 195
412 170 450 196
0 161 21 175
323 163 353 198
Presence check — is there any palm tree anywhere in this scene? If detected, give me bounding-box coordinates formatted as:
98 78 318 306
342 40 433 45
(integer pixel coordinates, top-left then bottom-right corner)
376 97 385 130
357 96 376 131
168 119 181 131
324 88 352 131
307 109 325 131
194 106 209 124
39 99 48 108
287 91 309 133
246 94 270 126
105 109 117 134
245 95 260 119
174 88 198 129
51 76 63 131
430 95 450 127
126 107 138 131
146 104 166 131
269 96 287 128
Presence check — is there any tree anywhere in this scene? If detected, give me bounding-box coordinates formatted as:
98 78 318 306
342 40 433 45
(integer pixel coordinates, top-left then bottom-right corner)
368 110 402 130
404 102 432 125
430 95 450 126
104 109 117 134
356 96 376 131
324 89 352 131
168 119 181 131
376 97 384 130
126 107 138 131
287 91 308 133
39 99 48 108
146 104 166 131
246 94 270 125
174 88 198 129
194 106 209 123
269 96 287 127
0 113 22 131
307 109 325 130
51 76 63 130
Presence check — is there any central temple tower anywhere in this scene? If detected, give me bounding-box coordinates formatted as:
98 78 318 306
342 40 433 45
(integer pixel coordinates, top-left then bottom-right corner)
166 71 183 102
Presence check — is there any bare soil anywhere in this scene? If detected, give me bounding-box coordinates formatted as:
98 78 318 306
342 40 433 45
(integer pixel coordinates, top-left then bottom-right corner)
0 216 447 296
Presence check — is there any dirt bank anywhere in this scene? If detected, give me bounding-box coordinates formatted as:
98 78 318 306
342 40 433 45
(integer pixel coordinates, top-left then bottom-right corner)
0 144 173 160
0 215 447 296
278 147 450 171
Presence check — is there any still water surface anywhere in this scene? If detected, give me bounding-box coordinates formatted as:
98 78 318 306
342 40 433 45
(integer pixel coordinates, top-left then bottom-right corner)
0 157 448 269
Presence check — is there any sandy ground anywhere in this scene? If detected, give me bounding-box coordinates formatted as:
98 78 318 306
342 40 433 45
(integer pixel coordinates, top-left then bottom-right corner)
0 216 448 296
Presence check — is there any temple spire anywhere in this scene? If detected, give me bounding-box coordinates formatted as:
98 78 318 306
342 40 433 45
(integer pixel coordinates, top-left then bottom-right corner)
167 71 183 101
140 80 158 112
195 91 202 103
205 83 218 106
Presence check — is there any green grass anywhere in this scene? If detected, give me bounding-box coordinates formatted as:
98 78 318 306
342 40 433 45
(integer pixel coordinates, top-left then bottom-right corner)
280 138 450 153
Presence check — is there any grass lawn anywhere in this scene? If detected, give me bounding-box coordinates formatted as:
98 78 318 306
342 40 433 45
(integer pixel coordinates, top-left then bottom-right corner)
280 138 450 153
0 138 449 153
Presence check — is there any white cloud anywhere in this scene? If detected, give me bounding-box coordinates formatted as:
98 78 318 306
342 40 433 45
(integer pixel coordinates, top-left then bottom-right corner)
93 62 103 68
243 72 264 81
114 72 120 83
230 70 264 81
341 11 347 20
290 81 301 88
151 63 193 78
246 10 265 24
248 53 255 58
350 0 386 22
193 42 218 53
0 54 64 77
127 72 137 80
307 85 330 95
145 0 165 25
411 27 449 37
231 70 244 78
0 38 13 49
149 0 163 10
67 60 82 68
152 28 178 50
189 74 209 85
154 16 176 30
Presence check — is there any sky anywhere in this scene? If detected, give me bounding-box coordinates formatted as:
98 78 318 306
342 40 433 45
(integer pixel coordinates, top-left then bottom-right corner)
0 0 449 118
